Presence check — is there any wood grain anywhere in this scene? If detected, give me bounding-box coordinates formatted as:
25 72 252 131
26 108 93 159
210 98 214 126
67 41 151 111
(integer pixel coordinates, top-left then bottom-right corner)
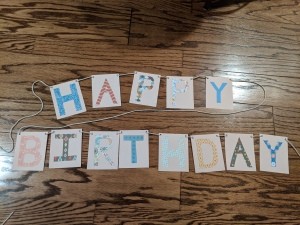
0 0 300 224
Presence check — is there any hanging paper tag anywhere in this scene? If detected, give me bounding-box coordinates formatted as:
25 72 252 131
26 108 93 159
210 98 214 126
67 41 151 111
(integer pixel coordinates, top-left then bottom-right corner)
119 130 149 168
191 134 225 173
13 132 48 171
158 133 189 172
225 133 256 171
260 134 289 174
49 129 82 168
166 76 194 109
87 131 119 170
206 76 233 109
92 74 121 108
129 71 161 107
50 80 86 119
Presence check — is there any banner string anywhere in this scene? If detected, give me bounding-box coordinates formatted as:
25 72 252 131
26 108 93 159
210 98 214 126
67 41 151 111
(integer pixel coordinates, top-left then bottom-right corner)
0 72 299 157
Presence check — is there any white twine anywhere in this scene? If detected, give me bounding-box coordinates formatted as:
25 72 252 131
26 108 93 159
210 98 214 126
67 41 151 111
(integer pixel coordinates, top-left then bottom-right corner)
1 211 14 225
0 72 298 157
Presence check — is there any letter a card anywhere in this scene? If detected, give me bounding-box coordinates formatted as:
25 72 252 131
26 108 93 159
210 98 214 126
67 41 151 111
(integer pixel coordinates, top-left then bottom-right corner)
13 132 48 171
49 129 82 168
260 134 289 174
91 74 121 108
225 133 256 171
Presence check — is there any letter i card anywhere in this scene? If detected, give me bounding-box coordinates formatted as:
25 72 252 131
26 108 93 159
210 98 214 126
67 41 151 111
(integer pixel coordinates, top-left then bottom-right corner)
49 129 82 168
13 132 48 171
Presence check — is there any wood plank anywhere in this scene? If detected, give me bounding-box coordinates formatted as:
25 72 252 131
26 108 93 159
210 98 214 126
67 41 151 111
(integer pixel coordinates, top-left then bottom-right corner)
0 199 95 225
0 0 131 43
179 170 300 224
0 35 35 52
94 202 300 224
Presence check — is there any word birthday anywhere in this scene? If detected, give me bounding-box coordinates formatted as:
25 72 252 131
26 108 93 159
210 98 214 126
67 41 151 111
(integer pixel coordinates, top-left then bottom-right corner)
13 130 289 174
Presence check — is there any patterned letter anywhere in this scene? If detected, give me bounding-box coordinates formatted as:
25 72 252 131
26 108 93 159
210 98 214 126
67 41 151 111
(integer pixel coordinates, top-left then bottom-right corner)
136 75 154 102
161 136 186 168
263 140 283 167
123 135 144 163
172 79 189 106
96 79 118 105
18 136 42 167
94 135 114 166
196 139 218 169
54 134 77 162
210 82 227 103
230 138 252 167
54 83 82 116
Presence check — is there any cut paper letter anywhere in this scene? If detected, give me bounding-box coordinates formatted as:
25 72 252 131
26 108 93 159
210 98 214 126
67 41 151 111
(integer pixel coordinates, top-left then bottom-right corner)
225 133 256 171
158 133 189 172
129 71 161 107
87 131 119 170
166 76 194 109
92 74 121 108
49 129 82 168
119 130 149 168
206 76 233 109
260 134 289 174
13 132 48 171
191 134 225 173
50 80 86 119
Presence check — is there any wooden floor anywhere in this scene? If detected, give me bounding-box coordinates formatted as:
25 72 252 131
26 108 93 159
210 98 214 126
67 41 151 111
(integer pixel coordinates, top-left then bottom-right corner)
0 0 300 224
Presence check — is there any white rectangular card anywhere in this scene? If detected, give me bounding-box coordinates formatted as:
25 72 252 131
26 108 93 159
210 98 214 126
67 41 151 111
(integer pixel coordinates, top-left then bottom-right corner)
13 132 48 171
166 76 194 109
129 71 161 107
50 80 86 119
206 76 233 109
260 134 289 174
49 129 82 168
158 133 189 172
119 130 149 168
191 134 225 173
87 131 119 170
91 74 121 108
225 133 256 171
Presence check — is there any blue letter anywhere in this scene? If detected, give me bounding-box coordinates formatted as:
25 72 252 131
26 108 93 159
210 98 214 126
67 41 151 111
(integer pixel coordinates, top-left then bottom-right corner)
54 83 82 116
161 136 186 168
263 140 283 167
123 135 144 163
210 82 227 103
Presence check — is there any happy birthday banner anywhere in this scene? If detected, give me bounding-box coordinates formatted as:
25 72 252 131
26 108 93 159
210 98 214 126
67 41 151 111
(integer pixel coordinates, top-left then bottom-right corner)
6 71 296 174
